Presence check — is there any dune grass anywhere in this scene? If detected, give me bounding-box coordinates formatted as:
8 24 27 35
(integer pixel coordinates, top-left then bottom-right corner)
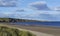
0 26 36 36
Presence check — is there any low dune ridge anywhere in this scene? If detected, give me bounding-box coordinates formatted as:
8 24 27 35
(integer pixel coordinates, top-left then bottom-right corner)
0 25 36 36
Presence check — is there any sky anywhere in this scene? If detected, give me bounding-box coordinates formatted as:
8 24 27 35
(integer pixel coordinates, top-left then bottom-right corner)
0 0 60 21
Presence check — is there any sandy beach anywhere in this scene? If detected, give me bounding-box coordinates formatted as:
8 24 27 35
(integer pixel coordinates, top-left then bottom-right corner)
0 23 60 36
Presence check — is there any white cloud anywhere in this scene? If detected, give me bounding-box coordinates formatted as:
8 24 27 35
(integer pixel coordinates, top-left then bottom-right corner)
52 7 60 11
0 0 17 7
29 1 51 11
30 1 46 5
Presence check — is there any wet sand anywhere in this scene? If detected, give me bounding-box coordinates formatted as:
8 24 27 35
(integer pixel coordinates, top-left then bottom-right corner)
9 25 60 36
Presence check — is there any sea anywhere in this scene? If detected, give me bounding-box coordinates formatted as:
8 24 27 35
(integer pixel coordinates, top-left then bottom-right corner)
10 21 60 27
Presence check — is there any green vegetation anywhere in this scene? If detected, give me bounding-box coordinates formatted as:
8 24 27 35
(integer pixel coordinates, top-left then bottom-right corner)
0 18 40 22
0 18 58 23
0 26 36 36
0 18 9 22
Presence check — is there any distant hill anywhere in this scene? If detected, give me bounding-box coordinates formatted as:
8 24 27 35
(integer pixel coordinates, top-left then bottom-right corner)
0 18 59 23
0 18 41 23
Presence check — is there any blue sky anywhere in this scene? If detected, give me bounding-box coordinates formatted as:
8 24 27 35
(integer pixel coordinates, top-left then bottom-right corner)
0 0 60 21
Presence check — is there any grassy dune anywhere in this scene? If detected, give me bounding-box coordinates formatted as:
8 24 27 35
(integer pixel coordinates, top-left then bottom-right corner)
0 26 35 36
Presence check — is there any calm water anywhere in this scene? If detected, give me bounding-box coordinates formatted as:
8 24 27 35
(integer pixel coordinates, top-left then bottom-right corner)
10 21 60 27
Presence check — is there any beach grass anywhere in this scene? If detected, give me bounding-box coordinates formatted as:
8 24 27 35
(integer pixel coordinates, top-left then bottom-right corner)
0 26 36 36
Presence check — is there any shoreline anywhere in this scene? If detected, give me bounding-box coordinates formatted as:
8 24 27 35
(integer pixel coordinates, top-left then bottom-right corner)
0 22 60 28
